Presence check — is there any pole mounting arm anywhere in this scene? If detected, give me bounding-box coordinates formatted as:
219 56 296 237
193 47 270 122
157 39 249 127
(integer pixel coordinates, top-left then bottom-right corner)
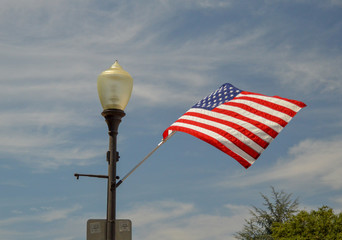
74 173 109 180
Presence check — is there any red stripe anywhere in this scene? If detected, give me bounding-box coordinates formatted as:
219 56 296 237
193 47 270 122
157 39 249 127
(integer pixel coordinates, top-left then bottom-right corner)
162 130 169 139
165 125 253 169
236 95 297 117
242 91 307 109
212 108 279 138
272 95 307 108
183 111 269 148
226 102 289 127
175 118 261 159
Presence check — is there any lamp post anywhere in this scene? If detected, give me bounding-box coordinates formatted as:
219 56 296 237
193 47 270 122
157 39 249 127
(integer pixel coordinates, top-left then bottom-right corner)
97 60 133 240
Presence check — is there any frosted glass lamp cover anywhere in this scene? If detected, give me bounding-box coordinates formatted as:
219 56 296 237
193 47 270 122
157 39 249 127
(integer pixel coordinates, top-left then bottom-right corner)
97 60 133 111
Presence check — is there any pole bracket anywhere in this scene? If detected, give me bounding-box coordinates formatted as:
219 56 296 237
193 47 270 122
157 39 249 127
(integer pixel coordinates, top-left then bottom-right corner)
74 173 108 180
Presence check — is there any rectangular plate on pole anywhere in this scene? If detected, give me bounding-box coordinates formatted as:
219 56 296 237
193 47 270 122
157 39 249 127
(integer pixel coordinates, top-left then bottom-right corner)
87 219 132 240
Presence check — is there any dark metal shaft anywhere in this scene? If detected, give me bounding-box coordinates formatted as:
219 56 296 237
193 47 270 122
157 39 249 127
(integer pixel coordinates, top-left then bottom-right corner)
102 109 125 240
74 173 108 179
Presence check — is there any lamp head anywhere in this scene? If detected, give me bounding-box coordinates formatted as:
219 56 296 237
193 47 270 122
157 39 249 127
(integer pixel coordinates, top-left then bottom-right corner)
97 60 133 111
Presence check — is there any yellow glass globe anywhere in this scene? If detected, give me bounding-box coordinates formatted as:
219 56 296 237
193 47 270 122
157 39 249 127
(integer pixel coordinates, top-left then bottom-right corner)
97 61 133 111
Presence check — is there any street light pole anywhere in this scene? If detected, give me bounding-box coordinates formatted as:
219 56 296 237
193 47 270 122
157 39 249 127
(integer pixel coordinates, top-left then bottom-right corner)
97 60 133 240
74 60 133 240
102 109 125 240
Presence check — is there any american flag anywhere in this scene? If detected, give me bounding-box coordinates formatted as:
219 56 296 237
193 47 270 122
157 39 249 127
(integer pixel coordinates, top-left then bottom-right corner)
163 83 306 168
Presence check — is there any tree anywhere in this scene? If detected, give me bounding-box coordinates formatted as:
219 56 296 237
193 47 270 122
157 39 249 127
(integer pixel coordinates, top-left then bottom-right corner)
235 186 299 240
272 206 342 239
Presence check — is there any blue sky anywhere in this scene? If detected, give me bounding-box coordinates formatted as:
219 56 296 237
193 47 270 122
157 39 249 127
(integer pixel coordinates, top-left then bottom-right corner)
1 0 342 239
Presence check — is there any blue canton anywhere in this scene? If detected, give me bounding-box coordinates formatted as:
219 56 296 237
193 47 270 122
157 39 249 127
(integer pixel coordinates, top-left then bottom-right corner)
192 83 242 110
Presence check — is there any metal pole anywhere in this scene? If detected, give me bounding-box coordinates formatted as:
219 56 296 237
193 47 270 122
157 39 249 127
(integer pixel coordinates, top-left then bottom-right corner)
116 131 176 188
102 109 125 240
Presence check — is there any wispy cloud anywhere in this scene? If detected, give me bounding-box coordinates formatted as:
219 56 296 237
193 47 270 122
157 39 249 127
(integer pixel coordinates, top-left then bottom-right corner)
274 52 342 94
1 0 340 114
119 200 249 240
0 204 86 240
0 110 93 129
0 204 82 225
218 136 342 191
0 124 104 170
121 200 195 227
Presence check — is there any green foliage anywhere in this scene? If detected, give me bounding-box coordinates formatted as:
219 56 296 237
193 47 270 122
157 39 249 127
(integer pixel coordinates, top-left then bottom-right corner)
272 206 342 239
235 186 299 240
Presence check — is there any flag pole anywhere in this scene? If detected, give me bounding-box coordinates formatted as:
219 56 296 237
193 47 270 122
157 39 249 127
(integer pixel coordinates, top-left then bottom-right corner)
116 131 176 188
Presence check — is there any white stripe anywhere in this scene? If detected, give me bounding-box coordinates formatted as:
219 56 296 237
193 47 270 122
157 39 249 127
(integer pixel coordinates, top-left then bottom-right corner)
179 115 265 153
239 93 303 112
217 104 284 133
186 108 274 143
231 99 293 122
170 121 256 163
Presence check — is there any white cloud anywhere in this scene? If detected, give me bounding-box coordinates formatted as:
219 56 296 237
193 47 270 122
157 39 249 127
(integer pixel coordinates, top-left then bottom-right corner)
0 180 25 188
160 0 233 9
120 200 195 227
0 201 244 240
197 0 232 8
1 0 340 115
275 55 342 94
119 200 249 240
0 125 104 170
0 110 93 129
0 205 86 240
132 82 200 107
0 205 82 225
332 196 342 212
218 136 342 191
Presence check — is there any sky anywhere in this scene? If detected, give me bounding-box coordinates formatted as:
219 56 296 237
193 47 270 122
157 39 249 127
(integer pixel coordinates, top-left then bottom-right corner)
0 0 342 239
